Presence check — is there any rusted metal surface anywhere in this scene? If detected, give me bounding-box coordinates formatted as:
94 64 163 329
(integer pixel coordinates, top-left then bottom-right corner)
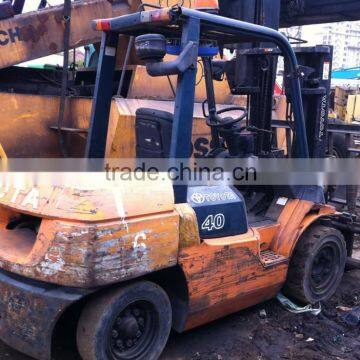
0 184 340 357
0 93 63 157
271 200 336 257
0 91 287 158
175 203 201 249
176 199 337 331
0 94 215 158
0 0 130 70
0 181 175 220
178 231 288 330
0 268 90 360
0 181 179 287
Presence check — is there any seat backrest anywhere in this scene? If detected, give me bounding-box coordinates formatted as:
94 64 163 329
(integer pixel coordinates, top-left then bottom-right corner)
135 108 173 158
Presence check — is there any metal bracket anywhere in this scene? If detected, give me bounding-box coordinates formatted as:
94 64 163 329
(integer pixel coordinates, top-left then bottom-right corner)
146 41 198 77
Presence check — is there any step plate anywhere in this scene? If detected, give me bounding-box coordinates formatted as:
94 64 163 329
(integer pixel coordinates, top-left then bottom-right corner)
260 250 288 268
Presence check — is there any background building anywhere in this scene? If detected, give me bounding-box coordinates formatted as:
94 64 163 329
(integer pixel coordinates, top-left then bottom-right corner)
286 21 360 70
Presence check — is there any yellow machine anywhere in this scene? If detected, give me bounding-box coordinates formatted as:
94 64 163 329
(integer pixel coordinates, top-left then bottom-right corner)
0 0 287 158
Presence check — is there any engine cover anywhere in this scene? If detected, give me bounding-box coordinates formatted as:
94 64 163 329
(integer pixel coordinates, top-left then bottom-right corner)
187 186 248 239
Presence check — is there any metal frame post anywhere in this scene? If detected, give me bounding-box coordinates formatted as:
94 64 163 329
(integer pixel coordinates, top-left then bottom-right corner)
177 8 309 157
202 57 221 149
85 31 119 158
170 17 200 203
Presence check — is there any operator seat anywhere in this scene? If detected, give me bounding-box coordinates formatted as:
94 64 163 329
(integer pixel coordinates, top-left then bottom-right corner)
135 108 249 238
135 108 173 158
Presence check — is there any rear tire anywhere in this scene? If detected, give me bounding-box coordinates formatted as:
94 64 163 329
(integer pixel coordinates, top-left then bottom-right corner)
77 281 172 360
284 225 346 304
332 132 350 158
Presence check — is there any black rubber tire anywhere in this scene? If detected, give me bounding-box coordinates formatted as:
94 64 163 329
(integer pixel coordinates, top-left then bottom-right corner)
346 185 358 213
332 132 350 158
328 118 355 159
76 281 172 360
284 225 346 304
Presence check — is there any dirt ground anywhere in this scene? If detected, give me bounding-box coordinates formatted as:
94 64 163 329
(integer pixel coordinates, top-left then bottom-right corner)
0 244 359 360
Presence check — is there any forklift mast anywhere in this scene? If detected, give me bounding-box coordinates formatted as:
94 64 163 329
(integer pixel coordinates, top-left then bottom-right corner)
285 46 333 157
219 0 360 28
217 0 340 158
280 0 360 27
219 0 281 156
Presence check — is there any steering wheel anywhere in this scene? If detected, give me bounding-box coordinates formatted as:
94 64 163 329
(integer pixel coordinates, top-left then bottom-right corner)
205 106 248 128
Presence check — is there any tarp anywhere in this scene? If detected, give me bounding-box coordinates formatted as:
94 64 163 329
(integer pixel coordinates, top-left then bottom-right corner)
333 67 360 80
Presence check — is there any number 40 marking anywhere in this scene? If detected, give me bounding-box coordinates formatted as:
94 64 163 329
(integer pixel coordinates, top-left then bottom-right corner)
201 213 225 231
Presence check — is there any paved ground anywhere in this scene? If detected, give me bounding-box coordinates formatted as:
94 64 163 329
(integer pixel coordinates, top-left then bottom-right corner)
0 262 359 360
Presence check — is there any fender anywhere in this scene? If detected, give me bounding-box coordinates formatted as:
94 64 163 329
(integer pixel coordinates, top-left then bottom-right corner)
271 200 336 258
293 204 338 256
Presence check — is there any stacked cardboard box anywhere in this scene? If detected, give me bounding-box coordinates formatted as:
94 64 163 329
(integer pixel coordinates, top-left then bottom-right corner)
334 86 360 123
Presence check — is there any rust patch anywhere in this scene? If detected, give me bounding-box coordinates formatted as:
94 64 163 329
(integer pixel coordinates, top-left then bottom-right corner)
49 42 58 52
0 270 89 360
0 211 179 288
179 238 287 330
19 23 48 43
38 13 49 24
54 12 63 24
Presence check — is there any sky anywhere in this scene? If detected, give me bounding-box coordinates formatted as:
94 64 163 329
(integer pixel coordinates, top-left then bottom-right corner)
24 0 64 12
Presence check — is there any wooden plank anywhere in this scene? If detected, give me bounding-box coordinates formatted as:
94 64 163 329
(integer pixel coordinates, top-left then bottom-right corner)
354 94 360 121
0 0 130 69
346 95 356 123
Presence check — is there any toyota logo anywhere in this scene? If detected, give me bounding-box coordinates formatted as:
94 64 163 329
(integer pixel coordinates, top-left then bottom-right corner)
190 193 205 204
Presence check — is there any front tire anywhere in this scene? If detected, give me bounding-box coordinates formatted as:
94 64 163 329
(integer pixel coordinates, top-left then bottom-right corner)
284 225 346 304
77 281 172 360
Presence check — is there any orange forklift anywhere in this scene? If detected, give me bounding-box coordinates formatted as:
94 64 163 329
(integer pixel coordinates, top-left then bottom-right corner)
0 5 356 360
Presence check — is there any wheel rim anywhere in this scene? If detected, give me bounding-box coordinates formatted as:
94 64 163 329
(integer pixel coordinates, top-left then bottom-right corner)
332 147 341 159
107 301 159 360
310 241 339 295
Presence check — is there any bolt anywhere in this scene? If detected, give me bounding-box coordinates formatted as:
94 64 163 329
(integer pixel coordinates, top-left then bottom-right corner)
116 339 123 347
126 339 133 347
116 339 124 351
